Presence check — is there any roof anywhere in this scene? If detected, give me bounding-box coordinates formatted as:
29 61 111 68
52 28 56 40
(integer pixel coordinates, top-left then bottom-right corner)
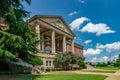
74 43 84 48
28 15 75 37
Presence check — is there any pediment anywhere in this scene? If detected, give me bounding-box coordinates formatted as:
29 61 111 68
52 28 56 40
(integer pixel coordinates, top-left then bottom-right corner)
38 16 74 37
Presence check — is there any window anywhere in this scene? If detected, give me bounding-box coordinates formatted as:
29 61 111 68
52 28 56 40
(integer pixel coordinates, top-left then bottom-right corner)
46 61 52 67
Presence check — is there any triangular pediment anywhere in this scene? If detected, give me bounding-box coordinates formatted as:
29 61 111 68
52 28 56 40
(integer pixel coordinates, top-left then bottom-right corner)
37 15 74 36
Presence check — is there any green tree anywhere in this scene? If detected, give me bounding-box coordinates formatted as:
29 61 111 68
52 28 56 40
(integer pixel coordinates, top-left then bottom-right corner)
115 54 120 67
54 52 85 70
0 0 43 65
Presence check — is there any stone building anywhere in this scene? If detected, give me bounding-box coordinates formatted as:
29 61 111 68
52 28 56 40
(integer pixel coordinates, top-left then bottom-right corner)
28 15 83 68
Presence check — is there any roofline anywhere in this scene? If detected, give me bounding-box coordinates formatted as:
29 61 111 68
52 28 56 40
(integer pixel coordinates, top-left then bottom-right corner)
28 15 75 37
74 43 84 48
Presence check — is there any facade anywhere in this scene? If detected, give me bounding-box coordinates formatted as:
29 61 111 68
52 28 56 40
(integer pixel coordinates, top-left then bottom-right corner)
28 15 83 68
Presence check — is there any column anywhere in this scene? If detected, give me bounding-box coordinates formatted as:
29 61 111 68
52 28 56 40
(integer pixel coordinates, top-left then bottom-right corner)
51 30 56 53
63 35 66 52
72 40 74 53
41 35 44 52
35 23 41 51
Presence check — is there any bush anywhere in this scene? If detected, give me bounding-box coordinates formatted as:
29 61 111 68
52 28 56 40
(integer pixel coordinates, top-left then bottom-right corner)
56 68 63 71
46 68 63 72
46 68 51 72
51 68 56 71
54 52 85 70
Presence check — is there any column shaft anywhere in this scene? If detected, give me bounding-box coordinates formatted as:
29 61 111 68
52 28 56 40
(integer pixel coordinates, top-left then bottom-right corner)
72 40 74 53
35 24 41 51
51 30 55 53
42 35 44 52
63 35 66 52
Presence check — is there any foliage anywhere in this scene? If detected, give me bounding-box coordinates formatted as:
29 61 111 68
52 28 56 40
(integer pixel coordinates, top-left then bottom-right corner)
46 68 63 72
54 52 85 70
23 54 43 65
0 0 31 21
115 54 120 67
0 0 42 65
96 62 107 67
107 61 111 65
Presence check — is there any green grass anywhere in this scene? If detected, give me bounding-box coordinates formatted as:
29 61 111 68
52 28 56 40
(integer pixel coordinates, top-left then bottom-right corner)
14 74 107 80
82 70 116 73
95 66 120 70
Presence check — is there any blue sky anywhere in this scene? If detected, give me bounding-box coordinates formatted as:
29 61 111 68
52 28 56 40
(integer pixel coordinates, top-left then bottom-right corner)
24 0 120 63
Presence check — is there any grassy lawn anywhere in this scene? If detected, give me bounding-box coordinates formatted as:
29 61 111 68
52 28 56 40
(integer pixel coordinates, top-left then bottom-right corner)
82 70 116 73
14 74 107 80
95 66 120 70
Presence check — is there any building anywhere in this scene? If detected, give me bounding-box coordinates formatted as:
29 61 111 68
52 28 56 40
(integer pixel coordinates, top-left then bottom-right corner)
0 19 9 30
28 15 83 68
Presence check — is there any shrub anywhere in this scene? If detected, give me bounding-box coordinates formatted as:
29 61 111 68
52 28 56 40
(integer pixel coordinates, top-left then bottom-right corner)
46 68 51 72
54 52 85 70
46 68 63 72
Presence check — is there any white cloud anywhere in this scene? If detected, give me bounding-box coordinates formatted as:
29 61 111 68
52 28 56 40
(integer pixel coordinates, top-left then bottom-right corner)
90 55 119 63
78 0 86 3
96 43 105 49
96 42 120 52
102 56 109 61
84 48 102 56
70 17 89 30
68 11 78 16
90 56 109 63
80 23 115 36
84 40 92 44
90 57 97 63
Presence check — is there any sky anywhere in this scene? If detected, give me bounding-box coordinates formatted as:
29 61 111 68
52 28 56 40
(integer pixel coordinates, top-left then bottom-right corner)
24 0 120 63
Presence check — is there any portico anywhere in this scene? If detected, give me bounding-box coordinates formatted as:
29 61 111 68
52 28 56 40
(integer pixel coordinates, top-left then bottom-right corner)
28 15 83 68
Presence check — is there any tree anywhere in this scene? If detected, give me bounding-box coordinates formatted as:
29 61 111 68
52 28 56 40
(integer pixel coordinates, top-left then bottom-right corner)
54 52 85 70
96 62 107 67
115 54 120 67
0 0 31 21
0 0 43 65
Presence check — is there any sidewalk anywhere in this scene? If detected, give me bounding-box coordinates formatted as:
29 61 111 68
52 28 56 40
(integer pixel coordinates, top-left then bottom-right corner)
105 70 120 80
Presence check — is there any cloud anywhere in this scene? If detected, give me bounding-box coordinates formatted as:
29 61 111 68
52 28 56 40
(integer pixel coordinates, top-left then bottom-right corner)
78 0 86 3
90 55 118 63
68 11 78 16
84 40 92 44
84 48 102 56
96 42 120 52
96 43 105 49
80 23 115 36
70 17 90 30
90 56 109 63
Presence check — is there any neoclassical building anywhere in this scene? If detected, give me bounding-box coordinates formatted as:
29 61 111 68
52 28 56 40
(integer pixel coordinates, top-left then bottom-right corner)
28 15 83 68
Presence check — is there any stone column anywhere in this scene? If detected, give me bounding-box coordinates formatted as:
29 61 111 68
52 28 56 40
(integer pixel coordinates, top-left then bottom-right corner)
35 23 41 51
63 35 66 52
72 40 74 53
51 30 56 53
41 35 44 52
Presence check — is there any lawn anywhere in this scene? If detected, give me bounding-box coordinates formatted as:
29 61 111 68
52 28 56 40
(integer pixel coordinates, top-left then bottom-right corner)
14 74 107 80
95 66 120 70
82 70 116 73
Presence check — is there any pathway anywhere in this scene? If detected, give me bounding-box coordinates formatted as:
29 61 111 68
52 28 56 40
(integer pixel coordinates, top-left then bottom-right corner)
105 70 120 80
